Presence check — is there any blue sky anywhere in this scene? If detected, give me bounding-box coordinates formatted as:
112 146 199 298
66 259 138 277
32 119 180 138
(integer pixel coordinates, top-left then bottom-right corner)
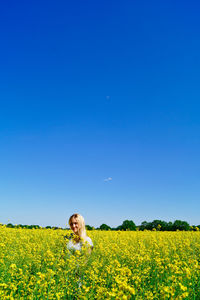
0 0 200 227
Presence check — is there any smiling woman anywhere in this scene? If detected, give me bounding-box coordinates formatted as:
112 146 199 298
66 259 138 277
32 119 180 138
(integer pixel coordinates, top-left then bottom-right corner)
66 213 93 254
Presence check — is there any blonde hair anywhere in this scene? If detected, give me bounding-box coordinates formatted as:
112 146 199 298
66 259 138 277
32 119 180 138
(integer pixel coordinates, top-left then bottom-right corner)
69 213 87 240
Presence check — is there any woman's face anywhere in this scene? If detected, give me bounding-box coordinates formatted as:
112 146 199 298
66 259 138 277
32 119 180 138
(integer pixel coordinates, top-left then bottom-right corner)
70 217 80 235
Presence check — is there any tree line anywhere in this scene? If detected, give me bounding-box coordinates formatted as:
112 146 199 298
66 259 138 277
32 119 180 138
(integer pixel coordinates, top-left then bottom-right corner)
89 220 200 231
2 219 200 231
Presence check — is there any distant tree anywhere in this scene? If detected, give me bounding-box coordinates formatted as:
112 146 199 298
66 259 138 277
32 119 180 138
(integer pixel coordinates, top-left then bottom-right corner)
151 220 169 231
150 220 161 230
116 225 122 231
45 226 52 229
139 221 149 231
16 224 23 228
172 220 190 231
85 225 93 230
31 225 40 229
6 223 14 228
119 220 136 231
99 224 111 231
160 221 170 231
167 221 173 231
139 220 177 231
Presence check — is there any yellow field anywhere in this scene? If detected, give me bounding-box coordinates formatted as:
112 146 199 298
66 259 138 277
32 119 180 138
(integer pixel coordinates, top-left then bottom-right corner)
0 227 200 299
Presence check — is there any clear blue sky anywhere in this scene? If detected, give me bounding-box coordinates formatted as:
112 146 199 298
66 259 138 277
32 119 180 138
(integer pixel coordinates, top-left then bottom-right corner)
0 0 200 227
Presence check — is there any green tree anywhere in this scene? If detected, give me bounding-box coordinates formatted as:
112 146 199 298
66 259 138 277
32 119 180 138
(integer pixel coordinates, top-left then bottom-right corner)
85 225 93 230
6 223 14 228
172 220 190 231
139 221 149 231
119 220 136 231
99 224 111 231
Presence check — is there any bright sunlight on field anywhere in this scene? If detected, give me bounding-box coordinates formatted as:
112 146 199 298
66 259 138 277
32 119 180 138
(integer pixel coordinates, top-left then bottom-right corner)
0 227 200 299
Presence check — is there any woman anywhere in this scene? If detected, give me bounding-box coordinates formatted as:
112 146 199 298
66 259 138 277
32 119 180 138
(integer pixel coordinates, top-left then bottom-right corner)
66 213 93 254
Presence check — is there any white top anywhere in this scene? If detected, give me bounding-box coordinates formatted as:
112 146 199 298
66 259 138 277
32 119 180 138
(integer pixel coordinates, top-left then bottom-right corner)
66 236 93 252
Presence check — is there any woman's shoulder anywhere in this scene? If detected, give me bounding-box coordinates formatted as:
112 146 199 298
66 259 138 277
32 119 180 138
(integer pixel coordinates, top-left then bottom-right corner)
85 236 93 247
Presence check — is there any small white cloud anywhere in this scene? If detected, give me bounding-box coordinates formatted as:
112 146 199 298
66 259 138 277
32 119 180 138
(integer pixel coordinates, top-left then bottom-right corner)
106 95 110 100
104 177 112 182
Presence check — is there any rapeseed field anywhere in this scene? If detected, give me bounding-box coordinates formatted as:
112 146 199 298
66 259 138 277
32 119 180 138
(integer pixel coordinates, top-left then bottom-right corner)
0 226 200 299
